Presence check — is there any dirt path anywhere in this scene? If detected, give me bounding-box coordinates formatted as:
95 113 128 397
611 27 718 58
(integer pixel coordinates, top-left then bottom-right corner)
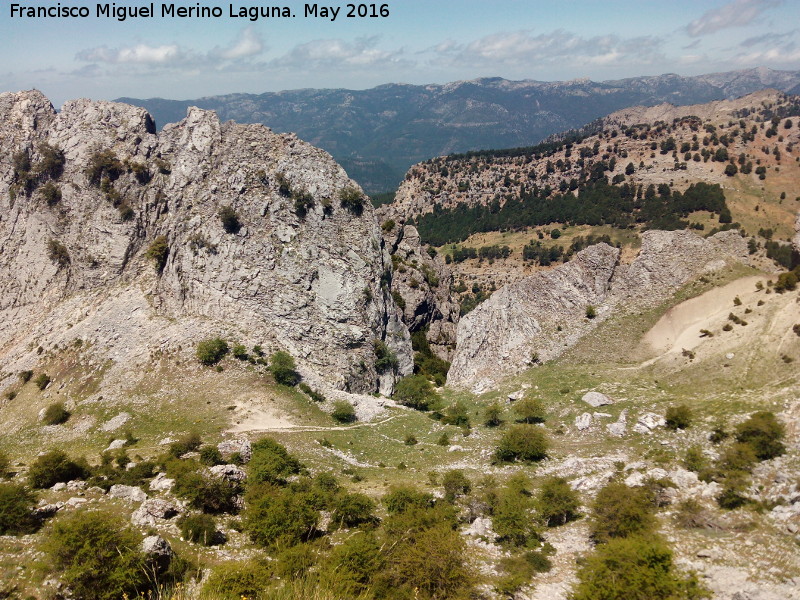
226 408 401 434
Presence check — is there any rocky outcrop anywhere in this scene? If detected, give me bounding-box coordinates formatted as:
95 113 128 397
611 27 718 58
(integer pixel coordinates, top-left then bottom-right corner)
381 223 460 360
448 229 749 389
0 90 411 395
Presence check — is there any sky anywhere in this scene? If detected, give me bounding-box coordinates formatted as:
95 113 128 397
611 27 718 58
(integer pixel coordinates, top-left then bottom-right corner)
2 0 800 105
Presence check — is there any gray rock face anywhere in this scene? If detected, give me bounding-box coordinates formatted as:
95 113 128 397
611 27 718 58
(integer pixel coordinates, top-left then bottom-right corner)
141 535 173 572
582 392 612 408
0 90 411 395
381 224 460 362
131 498 180 527
109 484 147 502
448 230 749 389
209 464 247 483
575 413 593 431
217 438 252 463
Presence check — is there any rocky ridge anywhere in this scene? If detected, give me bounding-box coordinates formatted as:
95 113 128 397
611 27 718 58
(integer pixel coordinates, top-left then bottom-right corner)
0 90 411 398
448 229 749 390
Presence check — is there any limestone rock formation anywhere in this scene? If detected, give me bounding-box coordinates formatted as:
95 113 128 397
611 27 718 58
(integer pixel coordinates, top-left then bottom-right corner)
448 229 749 389
380 223 460 361
0 90 411 397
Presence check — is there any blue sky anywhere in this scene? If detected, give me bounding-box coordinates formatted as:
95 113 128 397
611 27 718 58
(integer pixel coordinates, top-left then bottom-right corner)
2 0 799 105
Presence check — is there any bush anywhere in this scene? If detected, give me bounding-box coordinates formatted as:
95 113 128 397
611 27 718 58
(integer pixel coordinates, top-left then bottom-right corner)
28 450 89 488
571 535 709 600
19 370 33 384
34 373 51 390
218 205 241 234
42 511 150 600
179 513 218 545
47 239 70 268
332 400 357 424
0 451 9 478
41 181 62 206
146 235 169 274
331 492 377 528
323 531 383 596
36 142 65 180
339 186 366 215
585 305 597 319
441 470 471 503
440 400 470 428
173 470 240 514
590 482 655 543
196 337 229 366
536 476 580 526
483 402 503 427
203 560 272 599
249 438 304 485
42 402 70 425
299 382 325 402
682 445 707 472
492 482 538 546
494 424 548 463
85 150 123 185
199 445 223 466
665 404 692 430
169 431 203 457
374 339 399 373
246 488 319 548
0 483 39 535
515 395 545 423
270 351 299 386
734 411 785 460
393 374 441 411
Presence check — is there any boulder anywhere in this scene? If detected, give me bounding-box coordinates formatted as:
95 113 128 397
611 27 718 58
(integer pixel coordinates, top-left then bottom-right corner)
575 412 593 431
149 473 175 492
131 499 180 527
217 438 252 464
209 464 247 483
109 484 147 502
141 535 173 572
583 391 613 408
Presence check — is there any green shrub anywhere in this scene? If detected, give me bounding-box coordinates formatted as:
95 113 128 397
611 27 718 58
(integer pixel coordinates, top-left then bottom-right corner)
231 344 248 360
717 442 757 473
85 150 123 185
393 374 441 411
36 142 65 180
179 513 218 545
41 181 61 206
168 431 203 457
323 531 383 596
441 470 471 503
196 337 229 366
373 339 399 373
665 405 692 430
331 492 377 528
28 450 89 488
173 470 240 514
34 373 51 390
492 482 538 546
42 402 70 425
383 486 434 514
249 438 304 485
270 351 299 386
146 235 169 274
339 186 366 215
571 535 709 600
715 471 750 510
496 551 552 595
734 411 785 460
246 487 319 548
440 400 470 427
19 370 33 383
47 239 70 267
585 305 597 319
483 402 503 427
218 205 241 234
515 395 546 423
299 382 325 402
332 400 357 424
199 445 224 466
590 482 655 543
293 189 315 218
404 434 418 446
682 445 707 473
203 559 273 599
0 483 39 535
536 476 580 526
42 511 150 600
494 424 548 463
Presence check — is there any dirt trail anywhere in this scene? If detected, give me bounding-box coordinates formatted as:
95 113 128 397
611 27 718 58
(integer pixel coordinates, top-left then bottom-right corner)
226 407 400 434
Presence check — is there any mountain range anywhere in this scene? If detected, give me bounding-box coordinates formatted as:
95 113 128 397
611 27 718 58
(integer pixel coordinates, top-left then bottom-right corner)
118 67 800 194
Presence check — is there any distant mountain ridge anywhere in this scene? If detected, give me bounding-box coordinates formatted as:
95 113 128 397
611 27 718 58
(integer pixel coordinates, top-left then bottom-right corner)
117 67 800 193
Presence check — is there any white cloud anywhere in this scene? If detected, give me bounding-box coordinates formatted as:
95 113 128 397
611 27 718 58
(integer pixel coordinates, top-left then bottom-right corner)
214 27 265 60
686 0 781 37
734 42 800 64
271 37 409 70
432 30 664 70
78 44 184 65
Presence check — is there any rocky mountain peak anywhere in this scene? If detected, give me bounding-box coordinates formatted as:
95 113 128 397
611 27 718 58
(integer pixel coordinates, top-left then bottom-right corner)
0 90 411 398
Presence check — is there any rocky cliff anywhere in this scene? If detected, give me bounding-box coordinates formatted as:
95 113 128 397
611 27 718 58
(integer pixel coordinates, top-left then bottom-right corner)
0 90 411 397
448 230 750 391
